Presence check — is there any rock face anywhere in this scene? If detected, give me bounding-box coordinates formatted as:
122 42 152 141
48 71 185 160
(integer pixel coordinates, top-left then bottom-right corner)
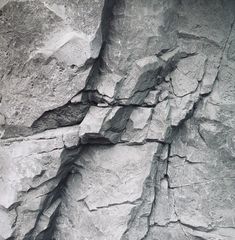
0 0 235 239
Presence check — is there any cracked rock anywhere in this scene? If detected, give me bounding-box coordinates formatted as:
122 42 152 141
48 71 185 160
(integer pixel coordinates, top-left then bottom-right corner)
147 100 172 142
0 0 106 127
54 143 158 240
0 1 235 240
122 107 152 143
170 54 207 97
116 56 164 104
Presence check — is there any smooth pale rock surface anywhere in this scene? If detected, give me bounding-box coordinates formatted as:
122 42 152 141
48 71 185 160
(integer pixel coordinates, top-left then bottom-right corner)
169 90 200 126
0 0 235 240
143 90 160 106
147 100 172 142
79 106 111 141
146 224 188 240
170 54 207 97
0 209 14 239
54 143 158 240
96 73 122 99
54 201 134 240
122 107 152 143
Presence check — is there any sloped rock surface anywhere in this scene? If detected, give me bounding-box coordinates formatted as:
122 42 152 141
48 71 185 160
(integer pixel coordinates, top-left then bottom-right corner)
0 0 235 240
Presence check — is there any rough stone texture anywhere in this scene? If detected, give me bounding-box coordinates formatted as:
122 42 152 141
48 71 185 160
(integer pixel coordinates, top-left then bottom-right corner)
0 0 235 240
0 0 106 128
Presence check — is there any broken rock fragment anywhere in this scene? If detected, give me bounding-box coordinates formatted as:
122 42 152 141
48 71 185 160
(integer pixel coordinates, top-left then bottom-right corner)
170 54 207 97
147 100 172 142
122 107 152 143
116 56 164 104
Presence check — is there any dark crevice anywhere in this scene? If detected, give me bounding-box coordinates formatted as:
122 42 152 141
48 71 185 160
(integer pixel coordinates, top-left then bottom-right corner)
31 103 89 133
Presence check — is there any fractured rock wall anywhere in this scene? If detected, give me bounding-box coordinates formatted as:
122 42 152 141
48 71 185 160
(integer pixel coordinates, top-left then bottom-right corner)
0 0 235 239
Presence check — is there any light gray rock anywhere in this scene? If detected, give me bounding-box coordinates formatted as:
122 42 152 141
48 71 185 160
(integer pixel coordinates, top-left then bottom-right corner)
116 56 164 104
0 125 83 239
169 90 200 126
79 106 111 142
143 90 160 106
147 100 172 142
62 126 80 148
79 106 132 144
70 93 83 104
177 0 234 47
200 60 219 95
0 0 106 127
55 201 134 240
54 143 159 240
159 90 169 102
170 54 206 97
122 107 152 143
150 178 177 226
0 208 14 239
171 68 198 97
167 116 235 239
1 0 235 239
102 0 177 74
146 224 188 240
96 73 122 100
0 114 5 126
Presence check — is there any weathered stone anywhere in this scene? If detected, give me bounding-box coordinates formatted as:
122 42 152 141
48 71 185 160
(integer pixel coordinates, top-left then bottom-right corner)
0 114 5 126
150 178 177 226
79 106 111 143
169 90 200 126
1 1 235 239
159 90 169 102
0 0 106 127
168 117 235 239
122 107 152 143
0 208 14 239
96 73 122 99
147 100 172 142
0 128 74 210
143 90 160 106
54 143 158 240
79 106 131 144
70 93 83 104
62 126 80 148
100 106 132 143
170 54 207 97
146 224 188 240
0 125 84 239
55 201 133 240
177 0 234 46
116 56 164 103
31 103 89 133
171 68 198 97
200 60 219 95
